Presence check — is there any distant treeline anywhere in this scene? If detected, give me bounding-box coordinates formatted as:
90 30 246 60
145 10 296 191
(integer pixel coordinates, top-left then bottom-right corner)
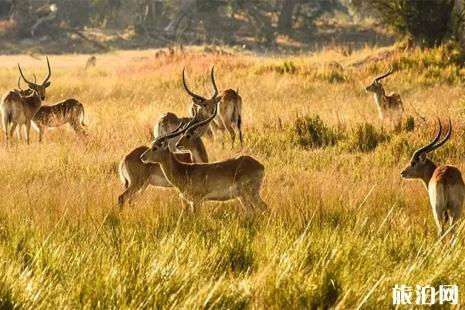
0 0 464 48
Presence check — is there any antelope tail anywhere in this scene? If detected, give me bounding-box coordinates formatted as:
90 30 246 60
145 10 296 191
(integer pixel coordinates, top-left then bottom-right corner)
79 106 87 127
118 160 129 189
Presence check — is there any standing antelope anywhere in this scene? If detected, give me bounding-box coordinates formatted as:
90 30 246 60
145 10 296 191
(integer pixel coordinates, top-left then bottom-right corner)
401 118 464 237
118 110 214 208
192 88 243 147
141 112 268 215
0 57 51 145
154 67 219 151
32 99 87 142
365 65 403 124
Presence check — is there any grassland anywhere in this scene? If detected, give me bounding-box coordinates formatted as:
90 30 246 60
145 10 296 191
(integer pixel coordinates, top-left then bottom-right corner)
0 45 465 308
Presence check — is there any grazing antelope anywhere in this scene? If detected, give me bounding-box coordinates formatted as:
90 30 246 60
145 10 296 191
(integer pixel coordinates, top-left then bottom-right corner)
0 57 51 145
32 99 87 142
401 118 464 237
154 67 219 151
195 88 243 147
118 114 212 208
141 114 268 215
365 65 403 124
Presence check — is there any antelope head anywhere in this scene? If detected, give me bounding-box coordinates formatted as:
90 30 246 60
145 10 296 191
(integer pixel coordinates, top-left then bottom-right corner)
365 65 393 94
176 101 218 151
17 56 52 101
401 118 451 179
183 66 219 117
141 114 198 164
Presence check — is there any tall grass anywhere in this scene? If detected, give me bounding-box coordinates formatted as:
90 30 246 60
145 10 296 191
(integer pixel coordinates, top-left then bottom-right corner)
0 46 464 308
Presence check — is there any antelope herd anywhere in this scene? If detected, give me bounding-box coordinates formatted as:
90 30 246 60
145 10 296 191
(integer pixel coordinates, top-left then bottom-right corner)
0 56 463 238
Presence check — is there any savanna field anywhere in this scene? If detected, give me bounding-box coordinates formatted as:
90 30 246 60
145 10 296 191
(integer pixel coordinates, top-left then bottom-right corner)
1 45 465 308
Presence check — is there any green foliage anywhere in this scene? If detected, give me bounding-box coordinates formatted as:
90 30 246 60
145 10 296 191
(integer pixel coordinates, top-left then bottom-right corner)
258 61 298 75
310 271 342 309
403 116 415 132
292 115 343 149
348 123 390 152
369 0 457 47
315 68 346 83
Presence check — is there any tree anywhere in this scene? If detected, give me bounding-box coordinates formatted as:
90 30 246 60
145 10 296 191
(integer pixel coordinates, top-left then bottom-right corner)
369 0 457 47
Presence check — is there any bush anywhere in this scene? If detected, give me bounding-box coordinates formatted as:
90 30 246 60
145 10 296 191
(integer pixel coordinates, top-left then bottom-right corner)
403 116 415 132
348 123 390 152
369 0 457 48
292 115 342 149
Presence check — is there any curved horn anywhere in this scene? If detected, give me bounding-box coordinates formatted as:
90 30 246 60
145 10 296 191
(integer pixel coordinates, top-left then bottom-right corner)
186 102 218 133
374 65 393 83
33 74 37 83
17 76 23 90
412 118 442 158
153 113 198 146
428 117 452 152
18 63 35 85
153 121 185 145
210 66 218 99
182 68 205 101
42 56 51 85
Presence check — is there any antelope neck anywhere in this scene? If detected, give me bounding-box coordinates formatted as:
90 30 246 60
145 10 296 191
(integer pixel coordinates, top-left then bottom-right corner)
190 138 208 163
158 151 189 190
421 159 438 190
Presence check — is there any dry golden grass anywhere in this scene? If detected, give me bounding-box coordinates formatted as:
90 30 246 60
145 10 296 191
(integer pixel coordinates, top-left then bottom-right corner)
0 45 465 308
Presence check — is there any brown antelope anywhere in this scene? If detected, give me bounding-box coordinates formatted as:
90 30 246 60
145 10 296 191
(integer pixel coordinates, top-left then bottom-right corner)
85 56 96 70
118 113 212 208
154 67 219 151
0 57 51 145
141 114 268 215
194 88 243 147
174 103 219 163
32 99 87 142
365 65 403 124
401 118 464 237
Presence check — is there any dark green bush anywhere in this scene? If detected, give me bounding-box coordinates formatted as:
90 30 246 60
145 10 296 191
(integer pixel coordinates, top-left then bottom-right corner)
403 116 415 132
292 115 342 149
349 123 390 152
369 0 457 48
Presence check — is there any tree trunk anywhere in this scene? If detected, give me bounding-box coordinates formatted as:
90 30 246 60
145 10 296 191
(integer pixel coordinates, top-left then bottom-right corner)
278 0 296 34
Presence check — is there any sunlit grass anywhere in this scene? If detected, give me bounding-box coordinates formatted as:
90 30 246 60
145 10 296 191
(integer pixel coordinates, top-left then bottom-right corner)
0 46 464 308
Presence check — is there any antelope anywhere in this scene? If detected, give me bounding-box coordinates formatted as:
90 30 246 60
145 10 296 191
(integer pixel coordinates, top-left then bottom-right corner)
194 88 243 147
118 111 213 208
85 56 96 70
0 57 51 145
140 112 268 215
32 99 87 142
154 67 219 151
175 104 218 164
365 65 403 124
401 118 464 237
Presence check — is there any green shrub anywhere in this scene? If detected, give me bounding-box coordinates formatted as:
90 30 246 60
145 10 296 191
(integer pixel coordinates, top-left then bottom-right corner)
257 61 297 75
292 115 342 149
316 69 346 83
403 116 415 132
348 123 390 152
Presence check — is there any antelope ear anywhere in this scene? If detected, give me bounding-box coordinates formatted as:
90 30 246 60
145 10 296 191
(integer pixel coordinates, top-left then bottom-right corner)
44 81 51 87
419 152 427 163
161 139 169 150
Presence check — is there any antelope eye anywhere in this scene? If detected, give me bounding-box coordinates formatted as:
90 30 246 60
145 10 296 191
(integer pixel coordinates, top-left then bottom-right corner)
186 134 191 139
